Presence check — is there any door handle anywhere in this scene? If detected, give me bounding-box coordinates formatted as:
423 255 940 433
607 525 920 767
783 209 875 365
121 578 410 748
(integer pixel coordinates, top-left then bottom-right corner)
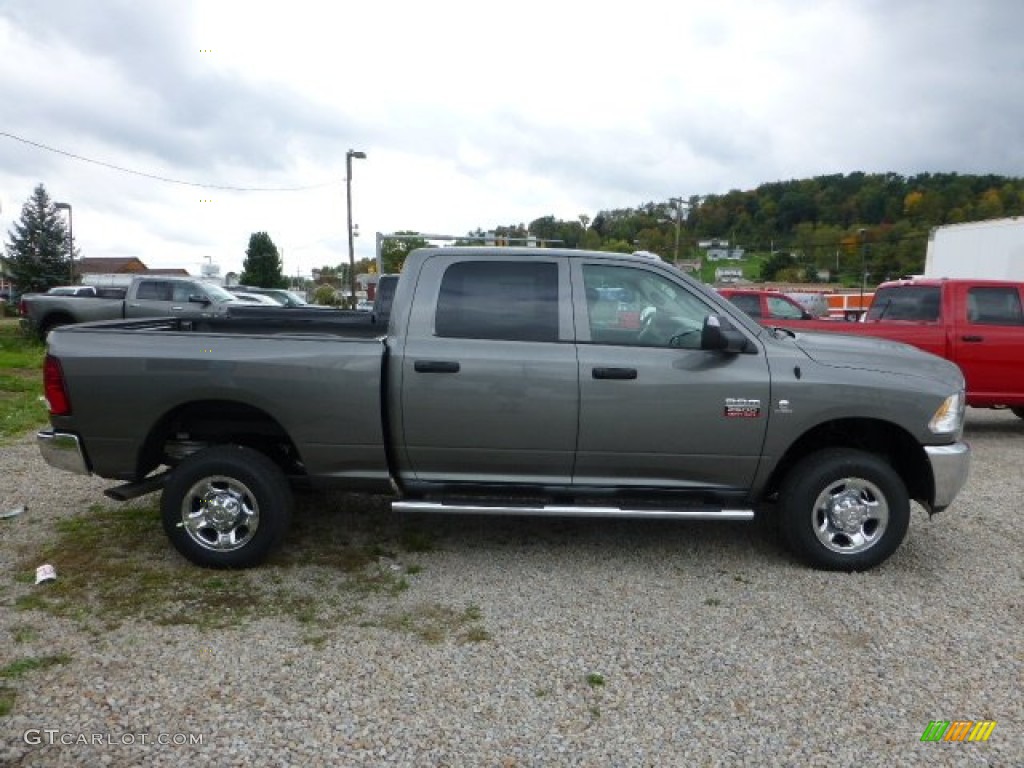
961 335 984 343
593 367 637 380
414 360 460 374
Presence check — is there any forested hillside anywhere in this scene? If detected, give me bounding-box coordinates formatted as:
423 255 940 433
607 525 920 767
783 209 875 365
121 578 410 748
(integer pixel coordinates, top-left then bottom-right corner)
467 172 1024 286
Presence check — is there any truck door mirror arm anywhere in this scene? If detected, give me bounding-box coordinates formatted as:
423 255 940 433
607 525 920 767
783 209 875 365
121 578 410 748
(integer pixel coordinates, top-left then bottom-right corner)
700 315 751 354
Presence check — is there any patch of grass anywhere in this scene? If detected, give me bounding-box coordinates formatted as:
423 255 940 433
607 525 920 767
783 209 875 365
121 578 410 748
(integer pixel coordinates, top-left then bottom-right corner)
15 498 476 645
0 686 15 716
704 597 722 607
0 654 72 718
585 672 605 688
0 654 72 679
398 527 435 553
0 319 47 439
371 603 489 645
10 625 38 644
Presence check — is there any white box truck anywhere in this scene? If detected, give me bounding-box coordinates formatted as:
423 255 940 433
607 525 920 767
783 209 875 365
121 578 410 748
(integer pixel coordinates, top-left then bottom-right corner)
924 217 1024 279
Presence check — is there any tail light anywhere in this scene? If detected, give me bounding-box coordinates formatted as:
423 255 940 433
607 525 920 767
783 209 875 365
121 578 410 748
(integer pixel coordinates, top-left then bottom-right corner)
43 355 71 415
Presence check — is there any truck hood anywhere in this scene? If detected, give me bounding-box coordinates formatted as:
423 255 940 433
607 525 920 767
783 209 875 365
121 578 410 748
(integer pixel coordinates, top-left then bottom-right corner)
785 330 963 386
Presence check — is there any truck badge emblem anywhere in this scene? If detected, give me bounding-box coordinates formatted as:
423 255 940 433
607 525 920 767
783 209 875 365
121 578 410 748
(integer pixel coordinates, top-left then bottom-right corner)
724 398 762 418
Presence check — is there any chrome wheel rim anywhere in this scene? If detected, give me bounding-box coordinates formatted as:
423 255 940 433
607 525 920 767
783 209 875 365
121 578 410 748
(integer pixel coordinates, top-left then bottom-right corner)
811 477 889 555
180 475 260 552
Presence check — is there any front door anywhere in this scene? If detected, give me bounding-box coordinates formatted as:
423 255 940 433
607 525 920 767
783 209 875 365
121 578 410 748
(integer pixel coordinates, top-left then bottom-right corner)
573 260 771 491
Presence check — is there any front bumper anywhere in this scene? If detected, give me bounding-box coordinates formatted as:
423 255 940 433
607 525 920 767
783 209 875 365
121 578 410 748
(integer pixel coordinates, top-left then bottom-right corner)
37 430 91 476
925 441 970 513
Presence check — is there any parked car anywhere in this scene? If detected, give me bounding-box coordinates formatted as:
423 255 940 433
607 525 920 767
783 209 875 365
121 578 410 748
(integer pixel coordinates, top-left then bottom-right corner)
38 248 969 572
717 289 813 321
355 299 375 312
786 291 830 318
769 277 1024 415
225 286 313 308
19 276 237 338
232 292 282 306
47 285 98 297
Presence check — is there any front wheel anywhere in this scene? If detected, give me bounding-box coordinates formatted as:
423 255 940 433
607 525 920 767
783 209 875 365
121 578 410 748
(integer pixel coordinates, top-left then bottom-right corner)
161 445 292 568
779 448 909 571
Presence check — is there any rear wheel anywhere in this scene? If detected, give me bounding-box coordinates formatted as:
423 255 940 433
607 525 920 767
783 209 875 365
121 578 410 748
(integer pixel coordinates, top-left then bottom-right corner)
161 445 292 568
779 448 909 571
1011 407 1024 420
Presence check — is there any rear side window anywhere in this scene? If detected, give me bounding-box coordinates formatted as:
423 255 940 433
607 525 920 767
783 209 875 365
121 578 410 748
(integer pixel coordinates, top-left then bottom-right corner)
865 286 941 321
435 261 559 341
967 287 1024 325
728 294 762 318
136 281 172 301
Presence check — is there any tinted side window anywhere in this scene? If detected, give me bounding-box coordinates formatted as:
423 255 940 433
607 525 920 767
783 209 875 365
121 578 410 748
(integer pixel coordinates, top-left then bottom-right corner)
967 287 1024 325
728 294 762 318
136 281 171 301
865 286 940 321
767 295 805 319
435 261 559 342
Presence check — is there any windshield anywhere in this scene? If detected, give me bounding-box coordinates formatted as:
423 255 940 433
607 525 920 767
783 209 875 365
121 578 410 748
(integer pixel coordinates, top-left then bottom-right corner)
203 283 237 303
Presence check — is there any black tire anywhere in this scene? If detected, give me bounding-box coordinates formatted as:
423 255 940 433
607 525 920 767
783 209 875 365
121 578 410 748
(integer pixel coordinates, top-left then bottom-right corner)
161 445 292 568
1011 407 1024 420
778 448 910 571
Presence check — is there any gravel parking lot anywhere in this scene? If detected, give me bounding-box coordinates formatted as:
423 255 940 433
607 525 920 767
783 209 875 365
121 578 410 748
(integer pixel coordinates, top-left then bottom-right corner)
1 410 1021 766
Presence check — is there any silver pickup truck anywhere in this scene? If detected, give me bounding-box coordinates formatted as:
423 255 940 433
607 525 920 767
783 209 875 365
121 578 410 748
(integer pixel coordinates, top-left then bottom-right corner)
37 248 970 571
19 275 238 338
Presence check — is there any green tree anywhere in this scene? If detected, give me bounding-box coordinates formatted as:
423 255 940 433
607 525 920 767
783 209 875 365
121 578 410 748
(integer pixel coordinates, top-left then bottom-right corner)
380 232 429 273
4 183 75 293
239 232 286 288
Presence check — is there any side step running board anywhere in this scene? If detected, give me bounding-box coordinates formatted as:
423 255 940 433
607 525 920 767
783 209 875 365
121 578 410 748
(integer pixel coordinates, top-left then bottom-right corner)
392 501 754 521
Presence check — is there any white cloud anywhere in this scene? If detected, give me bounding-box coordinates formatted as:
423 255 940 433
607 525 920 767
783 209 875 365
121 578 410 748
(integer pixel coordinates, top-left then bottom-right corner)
1 0 1022 277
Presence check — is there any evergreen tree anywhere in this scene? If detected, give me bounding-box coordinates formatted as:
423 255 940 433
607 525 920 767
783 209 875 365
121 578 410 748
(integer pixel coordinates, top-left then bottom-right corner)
4 183 74 293
239 232 286 288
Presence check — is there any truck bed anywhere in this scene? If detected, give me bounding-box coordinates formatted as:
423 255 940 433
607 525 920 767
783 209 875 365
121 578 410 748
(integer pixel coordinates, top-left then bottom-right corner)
60 312 387 339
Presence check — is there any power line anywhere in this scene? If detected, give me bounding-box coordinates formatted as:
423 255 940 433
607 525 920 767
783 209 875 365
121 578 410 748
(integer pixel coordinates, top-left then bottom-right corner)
0 130 341 192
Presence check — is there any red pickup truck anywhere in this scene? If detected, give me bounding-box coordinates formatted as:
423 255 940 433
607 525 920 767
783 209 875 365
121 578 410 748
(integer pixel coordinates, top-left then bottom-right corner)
771 278 1024 416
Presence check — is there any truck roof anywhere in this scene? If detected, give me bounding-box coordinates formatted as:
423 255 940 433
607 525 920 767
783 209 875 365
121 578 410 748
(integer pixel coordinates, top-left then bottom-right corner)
876 276 1024 289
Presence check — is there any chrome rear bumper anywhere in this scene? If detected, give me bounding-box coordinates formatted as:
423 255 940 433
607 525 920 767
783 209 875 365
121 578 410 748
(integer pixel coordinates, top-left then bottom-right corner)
37 430 90 475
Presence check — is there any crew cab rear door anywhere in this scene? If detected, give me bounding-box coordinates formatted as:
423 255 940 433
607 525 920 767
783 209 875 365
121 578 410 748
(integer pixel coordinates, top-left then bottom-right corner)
396 254 578 485
572 259 770 490
126 280 212 318
954 282 1024 401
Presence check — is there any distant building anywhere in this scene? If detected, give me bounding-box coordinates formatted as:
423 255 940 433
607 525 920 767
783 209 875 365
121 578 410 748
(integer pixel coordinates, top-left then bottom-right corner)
77 257 192 287
705 245 745 261
715 267 744 283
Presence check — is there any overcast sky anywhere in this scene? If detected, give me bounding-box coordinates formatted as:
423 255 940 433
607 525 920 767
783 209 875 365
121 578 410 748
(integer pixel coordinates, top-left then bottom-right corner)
1 0 1022 279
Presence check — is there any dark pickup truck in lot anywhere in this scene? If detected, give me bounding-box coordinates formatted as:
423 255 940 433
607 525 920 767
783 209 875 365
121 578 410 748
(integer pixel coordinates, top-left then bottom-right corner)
38 248 970 572
20 275 238 338
770 278 1024 417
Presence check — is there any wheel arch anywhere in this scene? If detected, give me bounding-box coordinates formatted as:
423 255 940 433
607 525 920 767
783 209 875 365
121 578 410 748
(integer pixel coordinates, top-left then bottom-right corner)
766 418 933 506
39 311 75 335
137 399 303 479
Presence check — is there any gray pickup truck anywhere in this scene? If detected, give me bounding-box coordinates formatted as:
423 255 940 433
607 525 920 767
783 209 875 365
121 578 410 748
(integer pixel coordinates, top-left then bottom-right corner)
20 275 238 338
37 248 970 571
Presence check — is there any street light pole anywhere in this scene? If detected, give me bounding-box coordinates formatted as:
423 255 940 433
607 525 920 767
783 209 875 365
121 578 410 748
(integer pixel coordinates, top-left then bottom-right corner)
345 149 367 307
669 197 685 264
55 202 73 283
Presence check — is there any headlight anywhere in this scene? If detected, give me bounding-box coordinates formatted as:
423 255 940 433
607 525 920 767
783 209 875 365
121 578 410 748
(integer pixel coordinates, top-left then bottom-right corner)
929 391 965 435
